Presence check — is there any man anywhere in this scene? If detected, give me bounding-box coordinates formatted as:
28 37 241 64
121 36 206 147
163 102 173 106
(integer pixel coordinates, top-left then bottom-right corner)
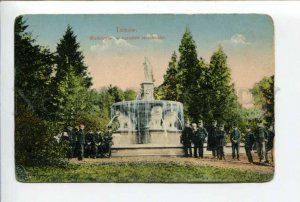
84 129 93 158
244 126 255 163
180 121 193 157
216 124 226 160
191 123 198 158
66 126 75 159
255 121 269 163
267 125 275 162
102 126 113 158
72 127 79 158
90 129 97 159
207 120 218 159
76 123 85 161
94 128 103 158
230 125 241 160
59 127 70 159
193 120 208 158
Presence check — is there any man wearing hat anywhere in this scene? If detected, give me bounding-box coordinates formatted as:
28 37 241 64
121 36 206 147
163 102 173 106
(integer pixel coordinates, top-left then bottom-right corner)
76 123 85 161
207 120 218 159
66 126 76 159
102 126 113 158
254 121 269 163
180 121 193 157
90 129 98 159
84 128 93 158
267 124 275 163
244 125 255 163
94 128 103 158
193 120 208 158
230 124 241 160
216 124 226 160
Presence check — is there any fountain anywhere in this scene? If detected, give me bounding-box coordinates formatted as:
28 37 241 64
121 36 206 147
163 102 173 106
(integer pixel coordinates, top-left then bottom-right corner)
110 58 185 156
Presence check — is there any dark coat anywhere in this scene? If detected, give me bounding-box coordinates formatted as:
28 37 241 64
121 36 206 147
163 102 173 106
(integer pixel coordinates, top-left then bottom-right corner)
103 132 113 144
70 131 77 144
95 132 103 145
181 127 193 144
267 130 275 151
193 127 208 143
244 131 255 149
230 130 241 144
207 126 218 150
254 127 268 143
85 132 93 144
77 129 85 144
216 130 226 147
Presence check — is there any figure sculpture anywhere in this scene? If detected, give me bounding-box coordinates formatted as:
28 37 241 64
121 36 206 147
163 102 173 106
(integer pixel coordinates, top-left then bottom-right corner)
143 57 154 83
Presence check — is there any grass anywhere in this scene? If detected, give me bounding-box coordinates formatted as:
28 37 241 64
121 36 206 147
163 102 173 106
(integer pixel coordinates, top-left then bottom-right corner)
18 162 273 183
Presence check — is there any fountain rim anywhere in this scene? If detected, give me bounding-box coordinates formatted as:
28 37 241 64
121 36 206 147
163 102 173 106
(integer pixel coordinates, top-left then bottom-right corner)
111 100 183 106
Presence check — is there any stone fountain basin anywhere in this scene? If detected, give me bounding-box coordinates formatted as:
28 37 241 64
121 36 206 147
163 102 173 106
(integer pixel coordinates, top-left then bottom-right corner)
112 130 182 147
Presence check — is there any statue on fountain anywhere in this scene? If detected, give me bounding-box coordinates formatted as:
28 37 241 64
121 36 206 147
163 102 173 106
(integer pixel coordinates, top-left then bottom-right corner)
143 57 154 83
141 57 155 101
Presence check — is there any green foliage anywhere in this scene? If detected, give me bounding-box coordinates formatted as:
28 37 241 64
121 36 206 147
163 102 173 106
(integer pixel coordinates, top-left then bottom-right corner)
55 25 92 88
55 67 90 126
156 51 180 101
186 57 209 123
206 47 241 126
15 18 104 166
15 105 66 166
79 86 137 132
15 16 55 119
107 85 125 102
124 89 137 101
251 76 274 127
177 28 201 107
157 30 242 127
15 16 67 166
22 162 273 183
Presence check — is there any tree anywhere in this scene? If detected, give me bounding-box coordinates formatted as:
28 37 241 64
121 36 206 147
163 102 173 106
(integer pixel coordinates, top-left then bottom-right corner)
188 57 210 123
205 46 241 125
15 105 64 166
15 16 64 166
156 51 180 101
55 66 89 126
52 25 94 127
251 75 274 126
107 85 125 102
124 89 137 101
55 25 92 88
15 16 55 119
177 28 201 104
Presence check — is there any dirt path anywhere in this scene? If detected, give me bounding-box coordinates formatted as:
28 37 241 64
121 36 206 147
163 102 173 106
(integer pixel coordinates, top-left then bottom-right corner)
69 154 274 174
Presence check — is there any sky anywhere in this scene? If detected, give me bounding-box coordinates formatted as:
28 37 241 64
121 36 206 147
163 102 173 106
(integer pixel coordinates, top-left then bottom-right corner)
23 14 274 107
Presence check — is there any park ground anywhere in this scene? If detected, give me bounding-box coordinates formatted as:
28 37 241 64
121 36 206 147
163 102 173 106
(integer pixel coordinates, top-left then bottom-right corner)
19 154 274 183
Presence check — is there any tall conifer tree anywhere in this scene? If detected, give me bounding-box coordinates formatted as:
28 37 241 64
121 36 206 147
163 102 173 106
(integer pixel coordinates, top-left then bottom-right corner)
207 46 240 124
177 28 202 120
157 51 179 101
53 25 92 125
15 16 55 118
55 25 92 88
177 28 201 96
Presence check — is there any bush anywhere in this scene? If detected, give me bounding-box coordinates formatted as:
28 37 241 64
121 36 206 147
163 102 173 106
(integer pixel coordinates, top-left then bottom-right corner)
15 105 68 166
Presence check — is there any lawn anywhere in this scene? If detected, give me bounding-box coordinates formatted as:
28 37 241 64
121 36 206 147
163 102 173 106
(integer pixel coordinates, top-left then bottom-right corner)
17 161 273 183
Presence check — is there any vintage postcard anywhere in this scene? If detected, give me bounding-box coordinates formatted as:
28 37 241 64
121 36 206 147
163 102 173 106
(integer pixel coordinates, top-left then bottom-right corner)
14 14 275 183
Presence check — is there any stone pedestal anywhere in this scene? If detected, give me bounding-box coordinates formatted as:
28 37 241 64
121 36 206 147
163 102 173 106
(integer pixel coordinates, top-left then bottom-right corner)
112 130 184 156
141 82 154 101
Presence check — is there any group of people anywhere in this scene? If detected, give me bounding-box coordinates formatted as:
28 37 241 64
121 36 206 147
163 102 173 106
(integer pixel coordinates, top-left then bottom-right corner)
61 124 113 161
180 120 275 164
61 120 274 163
